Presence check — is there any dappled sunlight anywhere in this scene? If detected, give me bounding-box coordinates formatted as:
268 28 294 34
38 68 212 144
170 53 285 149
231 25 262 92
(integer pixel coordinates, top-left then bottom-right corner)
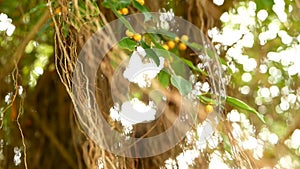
1 0 300 168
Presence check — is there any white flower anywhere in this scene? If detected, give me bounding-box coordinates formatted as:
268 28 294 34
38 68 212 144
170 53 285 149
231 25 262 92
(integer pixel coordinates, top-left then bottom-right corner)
227 109 240 122
164 158 177 169
209 151 230 169
109 103 120 121
290 129 300 149
4 92 12 104
110 97 157 128
242 136 257 150
158 9 175 30
201 82 210 93
123 46 164 88
13 147 21 166
0 13 15 36
120 98 156 125
176 149 199 169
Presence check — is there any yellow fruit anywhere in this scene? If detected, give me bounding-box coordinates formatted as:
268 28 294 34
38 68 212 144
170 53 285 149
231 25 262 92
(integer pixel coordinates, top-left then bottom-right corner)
178 43 187 51
54 7 67 15
125 30 134 37
118 10 122 14
121 8 129 15
181 35 189 42
136 0 145 5
162 44 169 50
54 7 62 15
205 105 214 114
174 36 180 43
133 34 142 41
167 40 175 49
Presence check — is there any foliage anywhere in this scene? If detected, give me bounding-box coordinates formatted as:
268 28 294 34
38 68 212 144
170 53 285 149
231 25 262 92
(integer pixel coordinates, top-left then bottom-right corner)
0 0 300 168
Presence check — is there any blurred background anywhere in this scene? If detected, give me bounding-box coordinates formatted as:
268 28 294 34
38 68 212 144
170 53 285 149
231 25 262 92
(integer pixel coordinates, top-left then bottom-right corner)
0 0 300 168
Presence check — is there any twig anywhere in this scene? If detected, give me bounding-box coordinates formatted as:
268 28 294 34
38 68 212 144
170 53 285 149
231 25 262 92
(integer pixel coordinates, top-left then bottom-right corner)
11 66 29 169
0 68 19 129
17 97 28 169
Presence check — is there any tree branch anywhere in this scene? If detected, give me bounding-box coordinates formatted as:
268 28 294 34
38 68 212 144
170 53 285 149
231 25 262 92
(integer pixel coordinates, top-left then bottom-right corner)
0 9 50 81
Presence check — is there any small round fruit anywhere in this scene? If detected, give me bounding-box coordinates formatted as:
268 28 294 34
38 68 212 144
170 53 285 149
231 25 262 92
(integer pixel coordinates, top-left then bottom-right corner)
162 44 169 50
174 36 180 43
167 40 175 49
133 34 142 41
205 105 214 114
54 7 62 15
136 0 145 5
121 8 129 15
181 35 189 42
118 10 122 14
178 43 187 51
125 30 134 37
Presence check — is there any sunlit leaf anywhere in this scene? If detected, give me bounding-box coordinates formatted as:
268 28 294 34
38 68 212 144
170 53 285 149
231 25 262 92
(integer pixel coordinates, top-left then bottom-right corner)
28 3 47 14
181 58 208 76
185 41 203 51
102 0 131 9
171 75 192 96
132 1 152 21
221 133 232 155
158 70 170 88
118 37 137 51
148 33 165 49
140 40 150 49
145 48 160 66
198 95 218 105
226 96 265 123
255 0 274 11
149 29 177 39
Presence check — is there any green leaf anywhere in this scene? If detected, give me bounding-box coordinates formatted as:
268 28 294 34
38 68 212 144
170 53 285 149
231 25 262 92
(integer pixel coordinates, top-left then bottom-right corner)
145 48 160 66
206 49 215 58
118 0 131 7
226 96 265 123
158 70 170 88
255 0 274 11
148 33 165 49
154 48 171 59
221 133 232 155
111 7 135 32
102 0 131 9
170 75 192 96
62 22 69 38
198 95 218 105
28 3 47 14
181 58 208 76
118 37 137 51
140 40 150 49
132 1 152 21
149 29 177 39
185 41 203 51
102 0 114 8
132 92 143 100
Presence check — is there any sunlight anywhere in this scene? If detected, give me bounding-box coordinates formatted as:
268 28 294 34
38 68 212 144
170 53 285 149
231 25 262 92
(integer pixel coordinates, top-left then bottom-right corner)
272 0 287 22
123 46 164 88
0 13 15 36
213 0 224 6
241 72 252 82
239 85 250 95
257 9 268 21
